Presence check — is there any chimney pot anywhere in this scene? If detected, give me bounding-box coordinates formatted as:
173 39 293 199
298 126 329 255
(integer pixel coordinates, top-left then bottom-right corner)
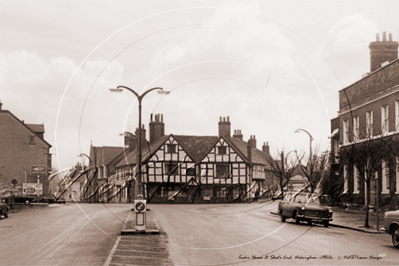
369 32 398 72
376 33 380 41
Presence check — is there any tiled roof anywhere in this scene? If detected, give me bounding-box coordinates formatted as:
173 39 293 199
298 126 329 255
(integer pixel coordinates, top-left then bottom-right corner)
116 134 273 169
173 135 218 162
94 146 125 166
26 124 45 133
116 135 170 167
229 137 273 168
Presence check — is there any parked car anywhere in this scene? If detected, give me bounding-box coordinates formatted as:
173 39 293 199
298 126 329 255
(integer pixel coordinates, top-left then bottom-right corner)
381 210 399 248
13 193 36 204
0 199 9 219
277 192 333 227
39 196 66 204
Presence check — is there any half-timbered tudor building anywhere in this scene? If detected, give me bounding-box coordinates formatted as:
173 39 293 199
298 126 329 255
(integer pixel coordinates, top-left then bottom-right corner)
114 114 275 203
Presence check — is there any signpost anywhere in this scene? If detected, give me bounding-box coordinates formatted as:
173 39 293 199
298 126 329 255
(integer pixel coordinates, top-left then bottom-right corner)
23 183 43 195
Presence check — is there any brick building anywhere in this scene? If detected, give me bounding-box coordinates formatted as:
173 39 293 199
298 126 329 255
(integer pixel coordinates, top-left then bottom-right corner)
330 32 399 209
0 101 52 197
111 114 275 204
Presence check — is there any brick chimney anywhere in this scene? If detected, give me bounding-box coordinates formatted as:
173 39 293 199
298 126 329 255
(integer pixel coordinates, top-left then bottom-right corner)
135 124 147 148
124 132 136 152
247 141 252 163
218 116 231 139
248 135 257 149
149 113 165 144
369 32 399 72
233 129 243 140
262 142 269 154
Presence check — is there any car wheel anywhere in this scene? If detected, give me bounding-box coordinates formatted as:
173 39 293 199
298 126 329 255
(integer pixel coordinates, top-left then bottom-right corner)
392 226 399 248
294 211 300 224
4 209 8 218
25 200 30 205
323 221 329 228
279 210 286 222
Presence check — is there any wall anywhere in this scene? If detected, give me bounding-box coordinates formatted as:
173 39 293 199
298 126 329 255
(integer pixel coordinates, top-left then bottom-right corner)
0 112 50 196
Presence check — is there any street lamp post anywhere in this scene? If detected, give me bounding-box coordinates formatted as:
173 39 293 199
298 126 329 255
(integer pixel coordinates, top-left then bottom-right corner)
78 153 93 168
295 128 314 161
110 86 163 201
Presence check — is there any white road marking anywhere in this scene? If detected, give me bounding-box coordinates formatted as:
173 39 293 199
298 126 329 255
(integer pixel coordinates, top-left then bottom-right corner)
104 236 121 266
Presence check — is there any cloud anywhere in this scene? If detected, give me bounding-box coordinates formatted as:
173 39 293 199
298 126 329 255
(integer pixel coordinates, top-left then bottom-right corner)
0 49 125 169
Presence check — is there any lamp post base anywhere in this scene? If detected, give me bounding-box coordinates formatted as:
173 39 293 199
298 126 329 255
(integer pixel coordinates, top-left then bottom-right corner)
121 229 160 235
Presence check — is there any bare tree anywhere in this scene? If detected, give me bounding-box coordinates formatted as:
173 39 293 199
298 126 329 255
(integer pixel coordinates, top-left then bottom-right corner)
298 144 330 194
340 123 399 227
266 149 299 199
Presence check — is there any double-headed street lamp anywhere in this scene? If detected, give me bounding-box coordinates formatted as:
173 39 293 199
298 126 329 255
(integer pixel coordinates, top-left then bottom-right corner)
110 86 163 201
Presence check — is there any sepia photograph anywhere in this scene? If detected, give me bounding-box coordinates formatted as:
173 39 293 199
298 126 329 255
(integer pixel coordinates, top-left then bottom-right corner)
1 0 399 265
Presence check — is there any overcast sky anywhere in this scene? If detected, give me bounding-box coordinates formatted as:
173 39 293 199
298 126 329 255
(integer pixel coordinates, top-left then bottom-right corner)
1 0 398 171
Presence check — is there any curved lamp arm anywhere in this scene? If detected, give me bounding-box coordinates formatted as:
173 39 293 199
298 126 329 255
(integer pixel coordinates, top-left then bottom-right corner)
295 128 314 141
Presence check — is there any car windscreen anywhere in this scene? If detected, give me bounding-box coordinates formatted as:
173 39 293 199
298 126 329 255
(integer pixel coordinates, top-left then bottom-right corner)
292 194 320 204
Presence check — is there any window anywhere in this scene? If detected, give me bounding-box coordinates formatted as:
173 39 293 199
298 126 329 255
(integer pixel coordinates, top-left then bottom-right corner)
29 136 35 145
382 160 389 194
217 146 227 155
353 116 359 141
366 111 373 137
167 144 177 153
353 165 359 194
382 105 389 134
216 164 229 178
396 101 399 131
343 165 348 193
165 162 178 175
343 120 349 144
186 167 196 176
213 187 226 197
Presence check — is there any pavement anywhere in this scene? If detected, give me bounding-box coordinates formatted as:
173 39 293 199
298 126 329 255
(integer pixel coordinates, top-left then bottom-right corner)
270 206 387 234
328 207 386 234
105 208 173 266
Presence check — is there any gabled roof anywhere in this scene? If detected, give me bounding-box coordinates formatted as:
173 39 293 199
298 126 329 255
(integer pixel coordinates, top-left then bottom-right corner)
228 137 272 168
26 124 45 133
93 146 125 166
0 110 51 148
173 135 218 162
115 134 273 169
116 135 170 167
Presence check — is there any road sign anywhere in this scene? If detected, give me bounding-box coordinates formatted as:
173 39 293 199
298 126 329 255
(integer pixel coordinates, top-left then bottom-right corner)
23 183 43 195
31 165 47 175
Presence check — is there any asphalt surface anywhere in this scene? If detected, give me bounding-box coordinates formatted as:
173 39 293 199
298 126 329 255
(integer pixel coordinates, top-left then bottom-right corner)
0 201 397 266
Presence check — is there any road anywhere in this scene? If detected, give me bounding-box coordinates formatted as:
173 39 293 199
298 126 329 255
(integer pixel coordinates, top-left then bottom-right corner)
0 201 398 266
0 203 129 265
150 201 399 265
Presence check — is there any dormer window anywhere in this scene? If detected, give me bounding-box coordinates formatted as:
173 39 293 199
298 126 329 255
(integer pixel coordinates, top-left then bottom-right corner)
167 144 177 153
29 136 35 145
